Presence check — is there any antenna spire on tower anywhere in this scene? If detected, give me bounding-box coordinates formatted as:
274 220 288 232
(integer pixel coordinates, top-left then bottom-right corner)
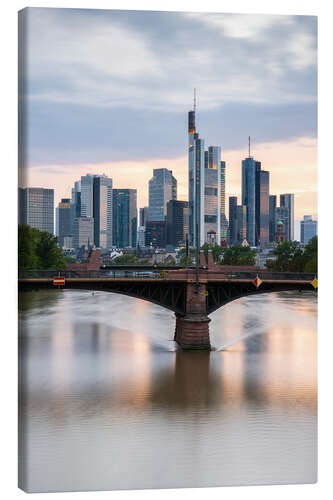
194 88 196 112
248 136 251 157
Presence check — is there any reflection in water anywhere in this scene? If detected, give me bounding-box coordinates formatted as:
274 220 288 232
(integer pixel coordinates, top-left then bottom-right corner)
18 290 317 492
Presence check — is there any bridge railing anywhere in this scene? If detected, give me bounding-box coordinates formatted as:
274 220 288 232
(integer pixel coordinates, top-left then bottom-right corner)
223 270 316 281
18 269 165 279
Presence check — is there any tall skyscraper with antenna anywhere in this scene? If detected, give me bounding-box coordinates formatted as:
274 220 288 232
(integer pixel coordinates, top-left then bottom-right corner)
188 90 205 247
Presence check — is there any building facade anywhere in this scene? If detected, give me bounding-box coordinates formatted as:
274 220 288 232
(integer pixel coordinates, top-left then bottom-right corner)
18 187 54 234
228 196 238 245
139 206 149 227
269 195 277 243
93 175 113 249
80 175 94 217
56 198 71 246
145 221 167 248
73 217 94 249
112 189 137 248
242 157 257 246
280 193 294 240
257 169 270 246
188 109 205 247
300 215 317 244
148 168 176 221
166 200 189 247
204 146 221 244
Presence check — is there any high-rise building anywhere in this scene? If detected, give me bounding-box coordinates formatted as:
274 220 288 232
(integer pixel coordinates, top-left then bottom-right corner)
257 169 270 246
275 206 289 242
242 156 257 246
139 206 149 228
220 160 227 242
269 195 277 243
166 200 189 247
73 217 94 249
228 196 238 245
148 169 176 221
18 187 54 234
56 198 71 246
236 205 247 243
70 181 81 235
280 194 294 240
112 189 137 248
204 146 221 244
188 107 205 247
242 140 269 247
80 175 94 217
300 215 317 244
93 175 113 249
145 221 167 248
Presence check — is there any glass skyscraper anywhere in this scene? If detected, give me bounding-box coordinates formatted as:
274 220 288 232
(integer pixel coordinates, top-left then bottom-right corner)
280 193 295 240
188 109 205 247
93 175 113 249
228 196 238 245
112 189 137 248
80 175 94 217
269 195 277 242
204 146 221 244
18 187 54 234
148 168 176 221
56 198 71 246
242 157 257 246
166 200 189 247
300 215 317 244
257 169 270 246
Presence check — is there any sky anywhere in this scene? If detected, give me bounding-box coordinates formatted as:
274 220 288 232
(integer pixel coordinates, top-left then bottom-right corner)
19 7 317 239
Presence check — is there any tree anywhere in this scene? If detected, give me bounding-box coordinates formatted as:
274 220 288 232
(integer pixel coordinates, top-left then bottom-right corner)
18 224 66 269
179 255 193 266
219 245 256 266
265 238 317 272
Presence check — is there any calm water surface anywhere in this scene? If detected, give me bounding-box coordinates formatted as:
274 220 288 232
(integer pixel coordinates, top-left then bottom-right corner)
18 289 317 492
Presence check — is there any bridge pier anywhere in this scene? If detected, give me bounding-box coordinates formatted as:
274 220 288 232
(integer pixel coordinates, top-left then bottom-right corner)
174 283 211 350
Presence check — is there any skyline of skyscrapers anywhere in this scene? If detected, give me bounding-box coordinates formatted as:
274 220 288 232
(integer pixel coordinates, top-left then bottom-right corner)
18 101 309 252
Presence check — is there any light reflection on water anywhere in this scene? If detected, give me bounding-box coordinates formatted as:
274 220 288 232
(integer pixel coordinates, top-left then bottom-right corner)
18 289 317 493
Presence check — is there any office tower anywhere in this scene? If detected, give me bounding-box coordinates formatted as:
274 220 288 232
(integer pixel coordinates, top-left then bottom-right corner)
139 206 149 228
275 207 289 242
93 175 113 249
112 189 137 248
73 217 94 249
236 205 247 243
80 174 94 217
269 195 277 242
228 196 238 245
257 169 270 246
300 215 317 244
220 160 228 242
242 155 257 246
70 181 81 234
148 168 176 221
56 198 71 246
204 146 221 244
18 187 54 234
145 221 167 248
166 200 189 247
280 194 294 240
188 106 205 247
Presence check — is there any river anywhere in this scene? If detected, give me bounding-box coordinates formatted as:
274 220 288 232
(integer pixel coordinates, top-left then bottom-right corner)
18 289 317 492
